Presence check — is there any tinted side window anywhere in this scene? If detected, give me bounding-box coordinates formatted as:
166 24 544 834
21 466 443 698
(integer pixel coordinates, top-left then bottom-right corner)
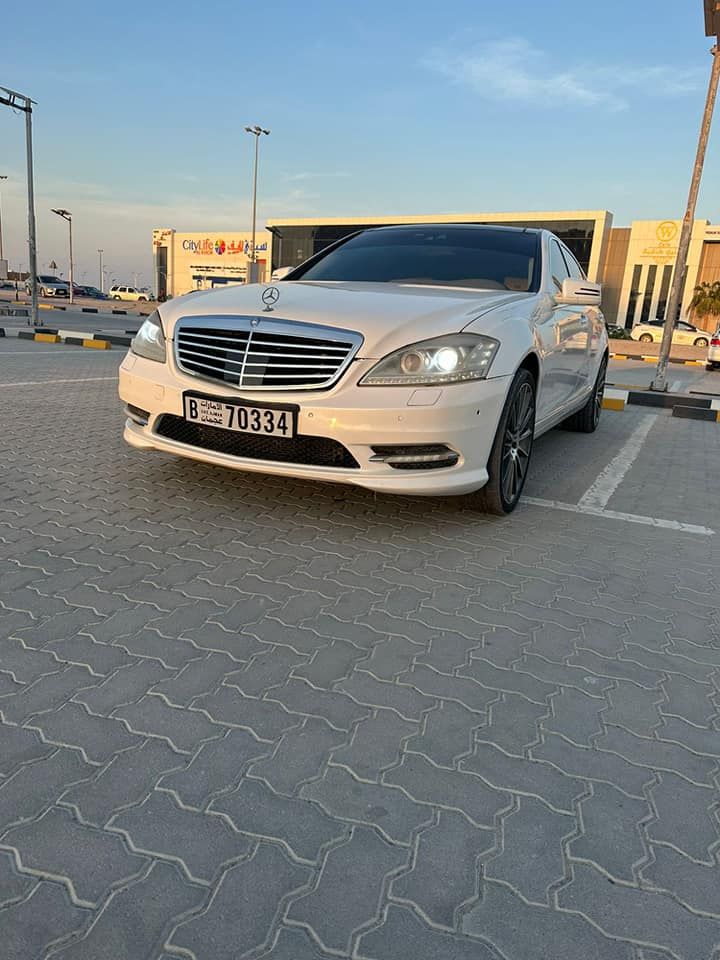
549 242 570 292
560 245 585 280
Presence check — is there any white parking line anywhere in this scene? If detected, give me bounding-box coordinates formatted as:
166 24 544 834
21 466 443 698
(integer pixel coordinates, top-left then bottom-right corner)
524 497 714 537
577 414 656 509
0 377 118 387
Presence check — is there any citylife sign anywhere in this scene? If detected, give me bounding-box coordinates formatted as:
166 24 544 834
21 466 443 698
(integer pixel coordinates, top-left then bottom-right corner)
181 238 268 256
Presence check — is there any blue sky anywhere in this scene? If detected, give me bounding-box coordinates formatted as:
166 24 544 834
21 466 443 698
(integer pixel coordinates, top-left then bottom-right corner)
1 0 718 285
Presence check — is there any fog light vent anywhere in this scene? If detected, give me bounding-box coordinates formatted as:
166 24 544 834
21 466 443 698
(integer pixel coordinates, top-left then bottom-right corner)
369 444 459 470
126 404 150 425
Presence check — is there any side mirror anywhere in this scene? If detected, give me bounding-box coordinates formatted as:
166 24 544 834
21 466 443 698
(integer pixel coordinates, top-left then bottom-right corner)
271 266 294 281
556 277 602 306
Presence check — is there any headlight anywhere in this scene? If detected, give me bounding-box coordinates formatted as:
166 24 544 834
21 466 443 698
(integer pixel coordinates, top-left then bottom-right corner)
131 310 166 363
359 334 499 386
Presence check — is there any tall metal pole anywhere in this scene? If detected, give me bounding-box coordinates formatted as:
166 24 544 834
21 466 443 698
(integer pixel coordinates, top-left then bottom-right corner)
244 125 269 283
25 107 39 327
0 175 7 263
652 42 720 391
98 249 103 292
68 215 74 305
251 133 259 275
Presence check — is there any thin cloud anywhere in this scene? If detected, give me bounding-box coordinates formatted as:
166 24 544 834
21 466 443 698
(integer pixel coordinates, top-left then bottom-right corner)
282 171 350 182
424 38 705 111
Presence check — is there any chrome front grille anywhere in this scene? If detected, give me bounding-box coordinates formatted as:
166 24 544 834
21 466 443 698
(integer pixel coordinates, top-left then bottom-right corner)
174 316 362 391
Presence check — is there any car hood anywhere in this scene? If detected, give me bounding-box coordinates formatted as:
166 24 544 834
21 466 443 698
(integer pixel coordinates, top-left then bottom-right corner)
158 281 531 357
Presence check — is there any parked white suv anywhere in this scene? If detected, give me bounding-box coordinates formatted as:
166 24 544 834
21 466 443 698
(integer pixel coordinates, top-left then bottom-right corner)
630 318 710 347
706 329 720 370
109 285 150 302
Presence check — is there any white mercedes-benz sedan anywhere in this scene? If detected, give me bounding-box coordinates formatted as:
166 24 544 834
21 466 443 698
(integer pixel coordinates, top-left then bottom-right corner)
119 224 608 514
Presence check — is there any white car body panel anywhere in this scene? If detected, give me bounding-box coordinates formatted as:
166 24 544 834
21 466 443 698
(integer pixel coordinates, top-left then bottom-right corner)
119 229 608 497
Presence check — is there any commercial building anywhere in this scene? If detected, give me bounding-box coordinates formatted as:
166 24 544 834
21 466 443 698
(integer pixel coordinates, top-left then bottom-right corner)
152 228 273 299
155 212 720 328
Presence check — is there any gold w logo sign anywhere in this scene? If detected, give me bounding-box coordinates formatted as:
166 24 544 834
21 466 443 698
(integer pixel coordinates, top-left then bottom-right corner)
656 221 678 243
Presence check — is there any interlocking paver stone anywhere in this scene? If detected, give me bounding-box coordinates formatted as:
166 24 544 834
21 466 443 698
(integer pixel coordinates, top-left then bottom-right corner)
28 701 139 764
51 860 204 960
1 882 89 960
61 737 184 826
0 850 35 907
0 747 93 831
647 772 719 861
110 790 251 883
303 765 432 844
170 843 310 959
249 718 348 794
113 694 225 754
0 722 54 776
406 700 483 766
571 781 651 881
337 669 435 721
331 710 417 781
463 879 634 959
268 678 371 731
385 753 511 827
484 796 574 903
463 740 585 814
289 826 408 953
392 809 492 927
213 777 348 863
75 660 173 715
361 904 498 960
195 684 301 738
159 727 271 808
1 806 147 907
0 665 97 724
558 861 720 960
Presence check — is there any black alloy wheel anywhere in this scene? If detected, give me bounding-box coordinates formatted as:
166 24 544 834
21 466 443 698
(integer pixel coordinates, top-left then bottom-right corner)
474 368 536 515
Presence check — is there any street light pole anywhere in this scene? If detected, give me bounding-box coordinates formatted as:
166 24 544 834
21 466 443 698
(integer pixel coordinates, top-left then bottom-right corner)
652 7 720 391
51 209 74 305
244 124 270 283
98 249 103 292
0 175 7 263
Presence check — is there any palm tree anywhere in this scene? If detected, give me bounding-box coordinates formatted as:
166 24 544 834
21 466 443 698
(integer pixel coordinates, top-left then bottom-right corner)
690 281 720 328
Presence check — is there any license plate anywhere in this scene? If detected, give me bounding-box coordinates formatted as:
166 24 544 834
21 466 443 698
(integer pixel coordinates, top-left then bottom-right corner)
183 395 296 439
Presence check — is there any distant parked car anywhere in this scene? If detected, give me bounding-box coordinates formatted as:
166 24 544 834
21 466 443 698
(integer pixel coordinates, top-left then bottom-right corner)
76 285 108 299
26 275 69 298
109 284 150 302
706 328 720 370
631 319 710 347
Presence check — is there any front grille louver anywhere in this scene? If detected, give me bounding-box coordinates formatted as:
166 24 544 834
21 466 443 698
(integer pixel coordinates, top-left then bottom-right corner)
174 315 363 391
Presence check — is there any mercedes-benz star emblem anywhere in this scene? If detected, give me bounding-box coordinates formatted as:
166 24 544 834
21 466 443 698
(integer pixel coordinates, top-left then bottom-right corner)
261 286 280 311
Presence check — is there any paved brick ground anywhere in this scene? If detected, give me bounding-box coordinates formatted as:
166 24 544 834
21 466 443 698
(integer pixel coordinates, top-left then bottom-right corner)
1 343 720 959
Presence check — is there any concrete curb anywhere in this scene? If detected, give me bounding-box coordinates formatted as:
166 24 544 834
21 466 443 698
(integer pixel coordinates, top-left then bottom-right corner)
604 387 720 422
0 326 132 349
610 351 705 366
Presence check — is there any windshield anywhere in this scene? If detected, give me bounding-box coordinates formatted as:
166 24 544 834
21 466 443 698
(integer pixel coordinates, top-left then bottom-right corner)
38 276 62 283
293 226 540 292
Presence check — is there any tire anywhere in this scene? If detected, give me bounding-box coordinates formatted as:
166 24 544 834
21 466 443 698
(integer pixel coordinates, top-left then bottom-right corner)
706 362 719 371
113 295 121 300
639 334 654 343
138 297 147 302
472 369 536 516
563 355 608 433
694 337 709 348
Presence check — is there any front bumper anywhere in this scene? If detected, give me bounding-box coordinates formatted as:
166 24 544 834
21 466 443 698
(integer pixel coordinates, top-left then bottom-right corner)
118 351 512 496
707 345 720 363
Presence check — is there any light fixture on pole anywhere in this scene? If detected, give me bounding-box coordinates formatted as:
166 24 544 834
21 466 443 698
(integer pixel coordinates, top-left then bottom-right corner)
244 124 270 283
51 209 74 304
652 1 720 391
98 249 104 293
0 86 38 327
0 175 7 264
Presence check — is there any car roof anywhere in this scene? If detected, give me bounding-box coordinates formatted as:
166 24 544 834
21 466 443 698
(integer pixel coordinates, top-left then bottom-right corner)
360 223 544 237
